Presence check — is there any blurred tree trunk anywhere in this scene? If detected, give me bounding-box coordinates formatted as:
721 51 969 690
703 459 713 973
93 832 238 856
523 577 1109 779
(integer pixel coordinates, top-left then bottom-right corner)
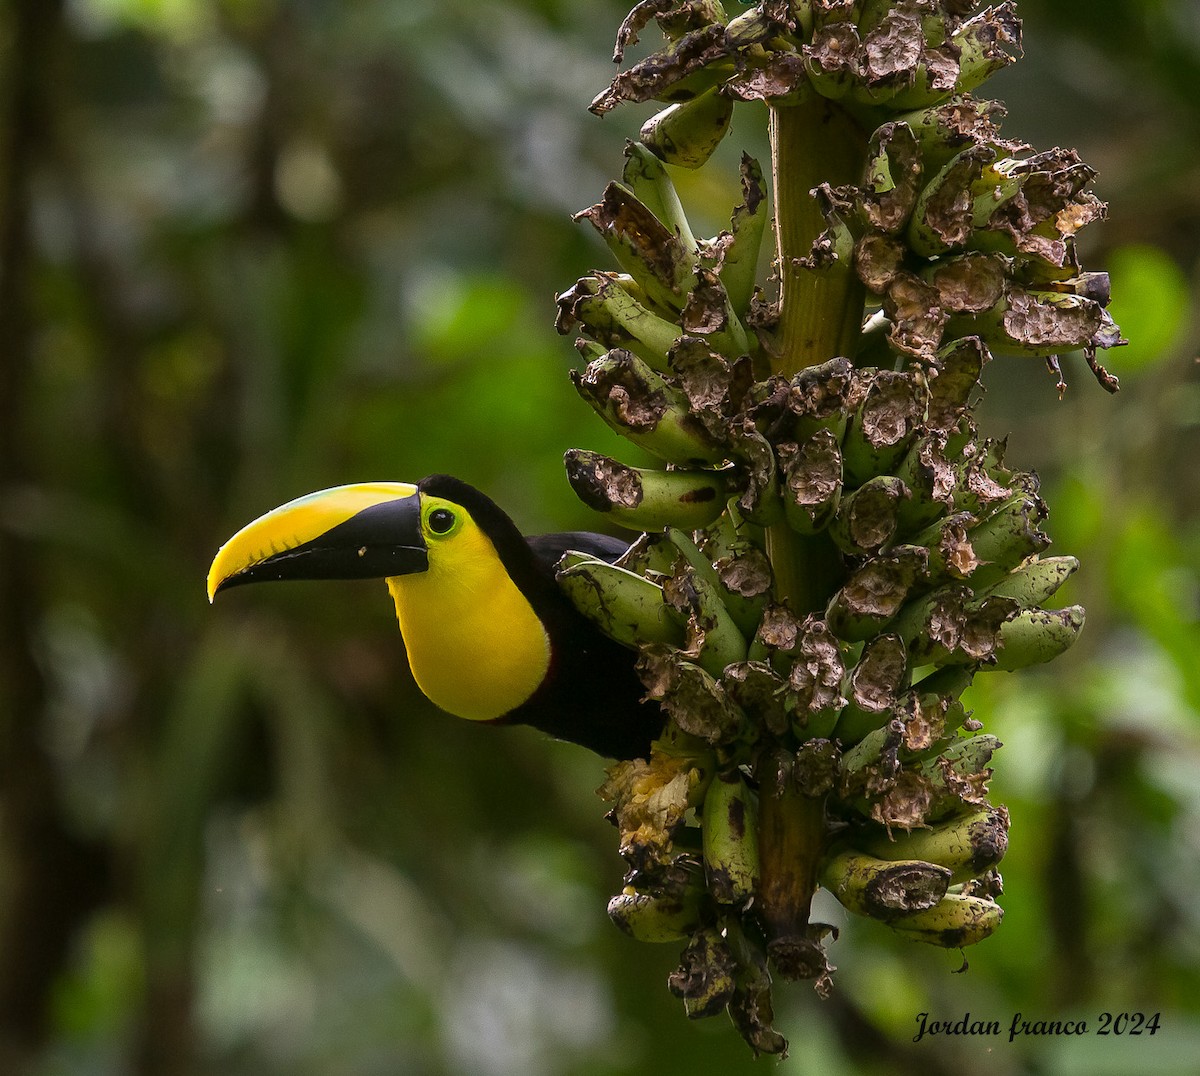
0 0 111 1070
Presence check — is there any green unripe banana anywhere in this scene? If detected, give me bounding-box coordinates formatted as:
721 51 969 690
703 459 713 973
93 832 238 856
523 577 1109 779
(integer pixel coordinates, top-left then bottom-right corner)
574 182 700 311
828 475 910 556
966 493 1051 584
840 370 924 487
951 5 1022 97
895 96 1006 174
821 849 952 920
718 154 767 317
909 511 979 582
907 143 995 258
590 24 736 114
825 546 929 643
556 555 684 648
894 433 957 535
668 926 738 1020
667 524 765 640
699 515 772 639
622 141 699 255
564 449 730 531
702 770 760 906
917 734 1000 781
989 605 1085 671
563 273 683 371
885 6 1020 112
572 350 729 465
615 531 678 578
661 535 749 678
802 22 858 101
957 288 1114 360
831 632 908 744
779 429 844 536
655 0 727 40
974 555 1078 608
608 883 704 943
859 805 1009 883
918 734 1002 820
640 651 746 746
886 891 1004 947
640 88 734 169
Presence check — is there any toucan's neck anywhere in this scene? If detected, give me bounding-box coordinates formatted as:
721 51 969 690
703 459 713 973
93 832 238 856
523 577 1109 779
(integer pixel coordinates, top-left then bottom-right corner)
386 504 552 723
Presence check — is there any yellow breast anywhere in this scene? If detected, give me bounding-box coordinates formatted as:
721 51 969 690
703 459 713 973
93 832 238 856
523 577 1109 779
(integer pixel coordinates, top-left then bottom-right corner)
385 521 551 722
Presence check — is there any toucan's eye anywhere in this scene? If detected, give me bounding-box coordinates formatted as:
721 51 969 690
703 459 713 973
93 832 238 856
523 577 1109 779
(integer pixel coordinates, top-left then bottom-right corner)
427 507 456 535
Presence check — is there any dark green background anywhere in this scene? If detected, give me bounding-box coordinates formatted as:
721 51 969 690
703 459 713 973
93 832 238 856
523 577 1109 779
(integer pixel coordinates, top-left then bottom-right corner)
1 1 1197 1073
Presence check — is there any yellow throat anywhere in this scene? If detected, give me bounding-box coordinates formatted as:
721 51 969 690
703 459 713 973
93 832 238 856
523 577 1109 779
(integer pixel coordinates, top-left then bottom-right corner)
386 500 551 722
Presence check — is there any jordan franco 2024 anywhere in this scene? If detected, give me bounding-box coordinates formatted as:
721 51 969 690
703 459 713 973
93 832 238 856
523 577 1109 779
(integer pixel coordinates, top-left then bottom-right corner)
912 1011 1163 1043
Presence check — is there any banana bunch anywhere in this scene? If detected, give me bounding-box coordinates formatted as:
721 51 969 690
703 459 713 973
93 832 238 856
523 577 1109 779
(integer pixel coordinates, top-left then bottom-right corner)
590 1 1027 119
583 0 1123 382
817 115 1124 379
557 0 1120 1057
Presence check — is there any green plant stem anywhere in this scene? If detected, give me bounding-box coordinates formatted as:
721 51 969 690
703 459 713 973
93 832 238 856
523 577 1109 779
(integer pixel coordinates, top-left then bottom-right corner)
770 96 867 378
756 748 828 979
765 96 866 616
765 524 844 620
758 96 867 970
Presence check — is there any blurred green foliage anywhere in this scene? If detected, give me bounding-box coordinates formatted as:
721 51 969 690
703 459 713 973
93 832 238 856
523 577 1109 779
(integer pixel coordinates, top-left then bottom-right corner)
0 1 1197 1074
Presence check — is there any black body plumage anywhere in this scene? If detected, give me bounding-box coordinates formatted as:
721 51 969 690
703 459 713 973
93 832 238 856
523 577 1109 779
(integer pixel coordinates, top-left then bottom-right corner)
417 476 664 760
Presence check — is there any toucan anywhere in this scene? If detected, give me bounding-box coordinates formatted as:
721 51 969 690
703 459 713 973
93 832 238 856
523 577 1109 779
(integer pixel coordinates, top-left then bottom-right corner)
207 474 664 760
